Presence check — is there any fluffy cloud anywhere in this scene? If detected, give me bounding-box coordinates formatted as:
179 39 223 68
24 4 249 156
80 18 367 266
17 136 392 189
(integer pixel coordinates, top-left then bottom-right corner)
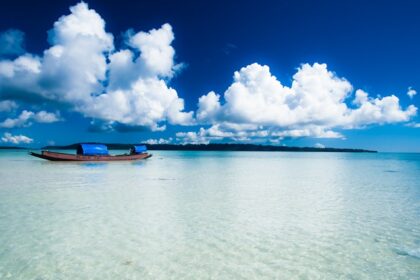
143 137 173 144
0 100 17 112
176 125 269 143
407 87 417 99
189 63 417 143
0 2 192 131
176 129 210 144
0 2 416 142
0 29 25 57
33 111 61 123
314 143 325 148
271 127 343 138
197 91 221 123
127 23 177 78
176 124 343 144
1 132 33 144
0 110 60 128
347 90 416 127
0 110 33 128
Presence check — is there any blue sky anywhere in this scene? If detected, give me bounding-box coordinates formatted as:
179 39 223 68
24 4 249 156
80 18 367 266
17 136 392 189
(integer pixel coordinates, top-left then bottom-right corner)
0 0 419 151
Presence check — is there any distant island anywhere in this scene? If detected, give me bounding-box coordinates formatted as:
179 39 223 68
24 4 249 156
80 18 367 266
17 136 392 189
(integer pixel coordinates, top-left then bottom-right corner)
39 143 377 153
0 146 28 150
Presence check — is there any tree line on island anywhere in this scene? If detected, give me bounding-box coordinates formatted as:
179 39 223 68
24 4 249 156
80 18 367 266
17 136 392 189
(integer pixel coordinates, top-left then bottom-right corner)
23 143 379 153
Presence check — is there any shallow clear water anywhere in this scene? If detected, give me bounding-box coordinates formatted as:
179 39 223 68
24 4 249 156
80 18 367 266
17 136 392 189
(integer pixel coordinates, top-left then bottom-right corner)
0 150 419 279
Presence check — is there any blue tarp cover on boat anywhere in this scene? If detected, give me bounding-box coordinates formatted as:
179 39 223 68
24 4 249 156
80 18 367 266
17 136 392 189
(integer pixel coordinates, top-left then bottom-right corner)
77 144 109 155
131 145 147 154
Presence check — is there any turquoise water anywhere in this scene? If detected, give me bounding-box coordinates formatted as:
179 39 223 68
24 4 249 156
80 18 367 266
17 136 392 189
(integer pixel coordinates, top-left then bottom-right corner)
0 150 419 279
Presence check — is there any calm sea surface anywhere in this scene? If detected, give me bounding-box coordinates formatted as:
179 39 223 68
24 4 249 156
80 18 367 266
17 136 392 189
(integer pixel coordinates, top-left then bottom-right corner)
0 150 419 279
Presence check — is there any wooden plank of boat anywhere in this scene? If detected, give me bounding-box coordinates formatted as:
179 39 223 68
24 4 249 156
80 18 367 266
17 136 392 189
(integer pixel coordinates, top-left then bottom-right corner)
29 150 152 161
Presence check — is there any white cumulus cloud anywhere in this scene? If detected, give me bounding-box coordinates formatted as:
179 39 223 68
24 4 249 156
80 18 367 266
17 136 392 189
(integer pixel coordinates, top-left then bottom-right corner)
1 132 33 144
0 100 18 112
143 137 173 144
0 2 192 131
176 129 210 145
1 2 417 142
189 62 417 143
0 110 60 128
128 23 177 78
407 87 417 99
33 111 61 123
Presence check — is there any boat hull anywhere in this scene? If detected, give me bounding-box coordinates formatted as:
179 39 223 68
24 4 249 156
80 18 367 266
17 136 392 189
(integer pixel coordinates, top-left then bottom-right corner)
30 151 152 161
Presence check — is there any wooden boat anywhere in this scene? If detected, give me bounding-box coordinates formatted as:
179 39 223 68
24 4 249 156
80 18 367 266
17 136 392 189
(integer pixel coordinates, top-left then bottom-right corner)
29 144 152 161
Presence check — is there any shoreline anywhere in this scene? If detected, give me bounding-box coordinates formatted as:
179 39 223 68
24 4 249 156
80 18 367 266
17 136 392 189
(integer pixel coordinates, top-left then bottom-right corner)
36 143 378 153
